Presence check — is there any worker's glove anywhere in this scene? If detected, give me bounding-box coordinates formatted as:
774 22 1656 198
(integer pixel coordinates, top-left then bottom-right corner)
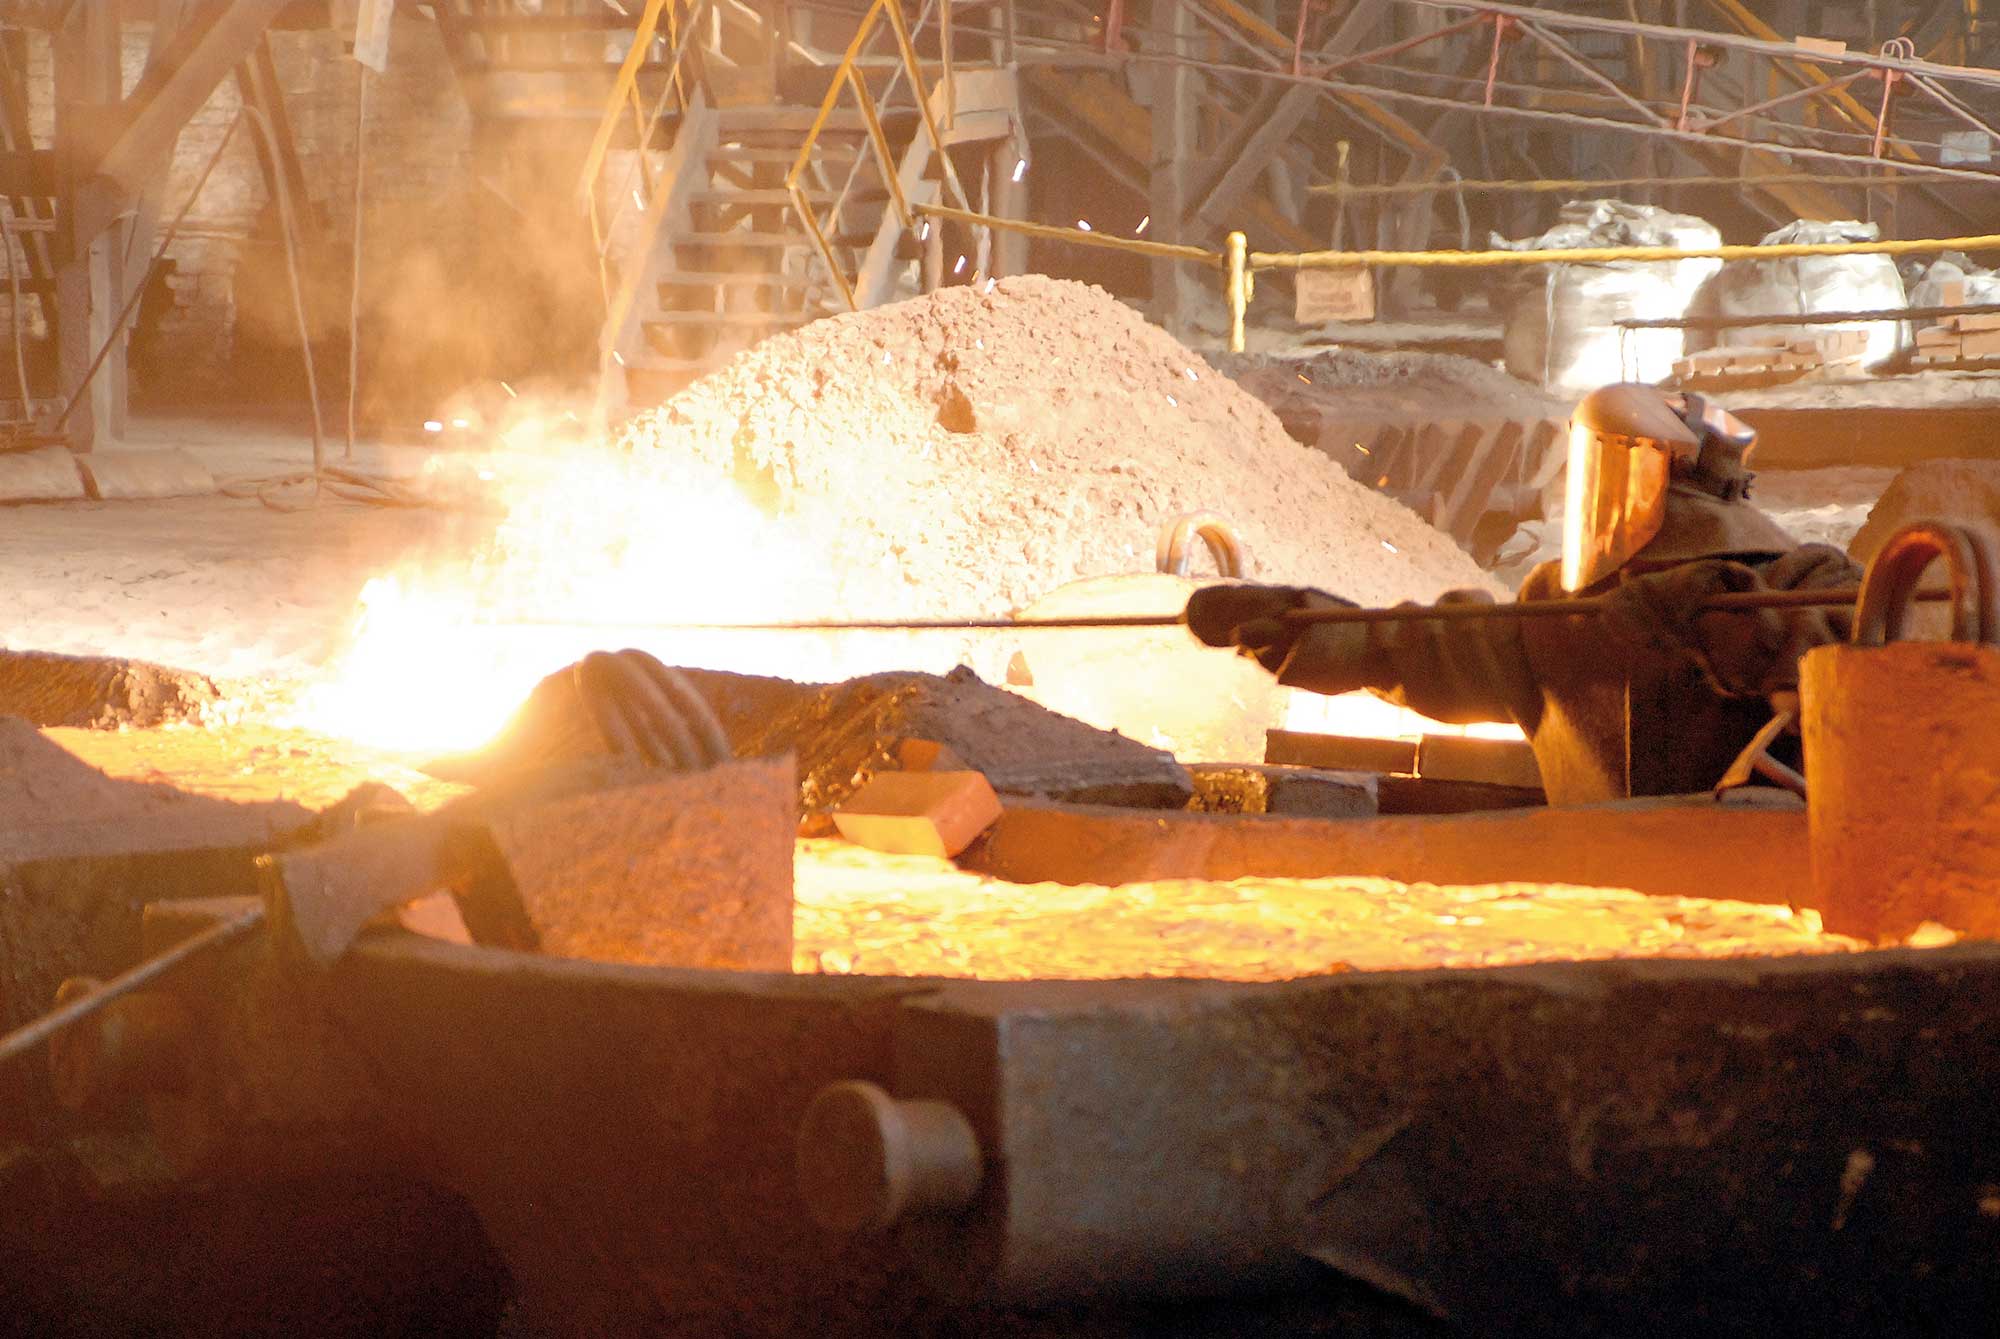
1278 588 1517 705
1601 560 1785 697
1184 584 1355 674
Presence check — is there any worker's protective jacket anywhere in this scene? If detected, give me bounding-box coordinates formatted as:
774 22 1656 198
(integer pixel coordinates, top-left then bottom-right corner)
1278 487 1862 805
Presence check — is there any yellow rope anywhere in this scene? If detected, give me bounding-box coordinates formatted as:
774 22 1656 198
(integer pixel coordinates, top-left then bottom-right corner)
914 203 1224 266
1251 231 2000 271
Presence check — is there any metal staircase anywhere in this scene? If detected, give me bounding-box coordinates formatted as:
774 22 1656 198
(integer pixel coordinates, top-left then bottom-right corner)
602 96 894 400
427 0 1028 411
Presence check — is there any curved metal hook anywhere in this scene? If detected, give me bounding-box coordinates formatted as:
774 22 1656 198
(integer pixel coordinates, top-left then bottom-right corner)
1852 521 2000 647
1156 512 1249 579
573 650 734 771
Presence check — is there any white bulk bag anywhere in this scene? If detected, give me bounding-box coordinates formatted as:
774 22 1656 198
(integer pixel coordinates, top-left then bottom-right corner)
1495 200 1722 400
1692 220 1909 370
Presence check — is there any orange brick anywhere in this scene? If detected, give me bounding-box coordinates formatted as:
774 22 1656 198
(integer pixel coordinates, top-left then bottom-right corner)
1940 279 1969 307
1963 329 2000 360
1951 312 2000 333
1916 325 1959 347
834 770 1003 858
895 737 970 772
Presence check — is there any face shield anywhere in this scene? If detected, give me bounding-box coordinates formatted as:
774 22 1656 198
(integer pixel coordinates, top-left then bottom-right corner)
1561 424 1672 591
1559 384 1703 592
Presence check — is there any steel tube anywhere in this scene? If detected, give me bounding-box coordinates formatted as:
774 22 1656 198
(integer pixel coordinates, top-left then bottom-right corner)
0 903 264 1069
488 585 1947 636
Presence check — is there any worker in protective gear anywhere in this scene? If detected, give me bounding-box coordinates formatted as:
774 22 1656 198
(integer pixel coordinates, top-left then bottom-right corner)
1187 383 1860 806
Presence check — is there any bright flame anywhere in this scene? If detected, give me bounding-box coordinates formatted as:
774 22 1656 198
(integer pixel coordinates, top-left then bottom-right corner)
292 413 913 755
1284 690 1525 743
298 399 1530 763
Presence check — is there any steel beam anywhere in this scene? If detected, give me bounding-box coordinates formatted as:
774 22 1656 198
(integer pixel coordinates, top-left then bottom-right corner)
1147 0 1199 336
84 0 290 237
1188 0 1388 231
1406 0 2000 90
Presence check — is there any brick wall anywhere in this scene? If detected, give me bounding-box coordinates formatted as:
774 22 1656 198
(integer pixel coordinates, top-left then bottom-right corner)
5 13 595 421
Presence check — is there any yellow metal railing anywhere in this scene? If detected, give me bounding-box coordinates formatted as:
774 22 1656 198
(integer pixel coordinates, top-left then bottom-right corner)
775 0 2000 353
886 204 2000 354
578 0 708 311
783 0 974 310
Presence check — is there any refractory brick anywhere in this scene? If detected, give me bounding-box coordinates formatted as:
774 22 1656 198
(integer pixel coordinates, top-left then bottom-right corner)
834 770 1003 858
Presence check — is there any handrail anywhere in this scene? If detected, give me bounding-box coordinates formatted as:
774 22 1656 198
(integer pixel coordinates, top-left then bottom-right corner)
783 0 979 311
1247 230 2000 271
577 0 676 200
914 202 1220 266
579 0 712 316
893 198 2000 356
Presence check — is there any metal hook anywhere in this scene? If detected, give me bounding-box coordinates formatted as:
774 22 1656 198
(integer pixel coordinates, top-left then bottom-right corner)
1156 512 1249 579
1852 521 2000 647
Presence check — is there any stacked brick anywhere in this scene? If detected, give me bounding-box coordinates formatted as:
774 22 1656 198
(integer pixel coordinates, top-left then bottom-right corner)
1911 311 2000 366
1672 328 1870 382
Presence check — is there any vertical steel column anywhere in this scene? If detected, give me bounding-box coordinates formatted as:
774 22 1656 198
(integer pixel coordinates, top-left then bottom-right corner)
1148 0 1198 337
53 1 123 450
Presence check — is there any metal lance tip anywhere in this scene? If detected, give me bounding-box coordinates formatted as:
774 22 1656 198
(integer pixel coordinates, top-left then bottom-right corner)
47 977 195 1112
0 904 263 1071
796 1080 984 1234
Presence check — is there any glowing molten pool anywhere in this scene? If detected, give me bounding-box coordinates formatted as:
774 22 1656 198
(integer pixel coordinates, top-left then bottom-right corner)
52 726 1855 983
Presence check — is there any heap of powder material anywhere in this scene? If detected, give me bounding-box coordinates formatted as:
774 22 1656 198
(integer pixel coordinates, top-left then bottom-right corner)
619 276 1498 619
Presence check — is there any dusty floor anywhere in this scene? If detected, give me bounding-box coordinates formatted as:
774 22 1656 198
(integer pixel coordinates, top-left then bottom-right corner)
4 417 472 691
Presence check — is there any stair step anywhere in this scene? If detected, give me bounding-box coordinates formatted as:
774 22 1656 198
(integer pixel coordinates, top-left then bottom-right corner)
673 226 876 246
457 14 640 33
645 310 813 328
659 271 817 288
673 230 809 249
716 106 913 133
711 147 861 166
691 189 835 206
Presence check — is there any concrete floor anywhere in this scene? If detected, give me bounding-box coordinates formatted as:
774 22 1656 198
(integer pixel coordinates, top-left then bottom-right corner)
2 416 473 687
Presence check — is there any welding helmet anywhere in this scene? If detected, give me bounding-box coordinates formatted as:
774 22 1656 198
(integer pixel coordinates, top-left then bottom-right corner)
1560 383 1703 592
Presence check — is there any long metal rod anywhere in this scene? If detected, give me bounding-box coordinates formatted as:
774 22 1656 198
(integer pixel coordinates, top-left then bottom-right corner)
0 903 264 1069
1618 301 2000 331
1401 0 2000 90
491 585 1946 635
